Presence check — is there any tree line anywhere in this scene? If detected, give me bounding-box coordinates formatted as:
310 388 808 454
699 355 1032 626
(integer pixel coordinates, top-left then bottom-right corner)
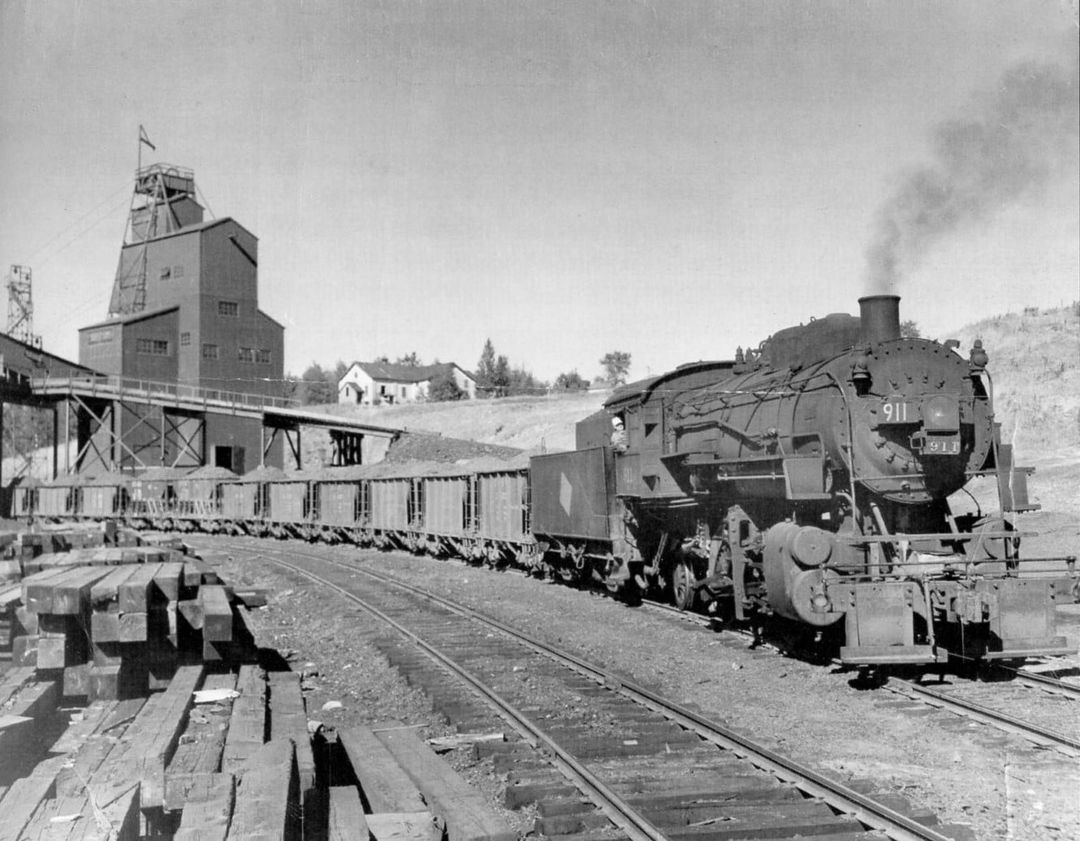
285 341 633 406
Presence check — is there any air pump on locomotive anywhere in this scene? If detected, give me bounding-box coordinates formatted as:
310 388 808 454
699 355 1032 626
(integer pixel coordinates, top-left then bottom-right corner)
529 295 1075 665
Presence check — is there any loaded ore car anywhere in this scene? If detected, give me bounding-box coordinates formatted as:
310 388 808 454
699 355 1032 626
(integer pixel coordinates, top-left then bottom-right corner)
221 465 286 534
79 472 130 519
175 465 236 530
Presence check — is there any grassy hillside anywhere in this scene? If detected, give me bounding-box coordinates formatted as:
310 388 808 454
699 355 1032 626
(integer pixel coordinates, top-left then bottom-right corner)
948 303 1080 454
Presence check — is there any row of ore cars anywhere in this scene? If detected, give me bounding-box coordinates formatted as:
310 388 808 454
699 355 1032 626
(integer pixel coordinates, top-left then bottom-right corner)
12 457 538 566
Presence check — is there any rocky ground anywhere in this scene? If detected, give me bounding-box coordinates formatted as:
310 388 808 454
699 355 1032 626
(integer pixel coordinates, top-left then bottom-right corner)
218 545 1080 841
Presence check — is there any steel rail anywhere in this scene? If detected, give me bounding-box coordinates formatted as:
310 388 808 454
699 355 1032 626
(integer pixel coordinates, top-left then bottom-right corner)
230 539 956 841
1013 670 1080 699
250 550 672 841
885 678 1080 757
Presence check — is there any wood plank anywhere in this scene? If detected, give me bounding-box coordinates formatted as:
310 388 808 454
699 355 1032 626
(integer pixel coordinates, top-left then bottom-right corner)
21 567 72 614
118 563 163 614
221 665 266 774
225 738 300 841
82 665 203 817
375 726 516 841
0 754 68 841
329 785 370 841
367 812 444 841
165 672 238 811
200 585 233 642
153 562 186 601
173 773 235 841
51 566 114 615
89 565 140 609
267 671 315 800
337 726 427 815
0 665 36 705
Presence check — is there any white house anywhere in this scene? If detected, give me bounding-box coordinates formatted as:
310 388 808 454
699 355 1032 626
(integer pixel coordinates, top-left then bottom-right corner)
337 361 477 405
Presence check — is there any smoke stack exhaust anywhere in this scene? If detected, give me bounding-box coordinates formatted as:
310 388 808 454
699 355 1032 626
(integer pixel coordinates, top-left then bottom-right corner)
859 295 901 344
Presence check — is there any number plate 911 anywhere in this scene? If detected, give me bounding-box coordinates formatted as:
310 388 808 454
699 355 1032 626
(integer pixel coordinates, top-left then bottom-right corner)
922 434 961 455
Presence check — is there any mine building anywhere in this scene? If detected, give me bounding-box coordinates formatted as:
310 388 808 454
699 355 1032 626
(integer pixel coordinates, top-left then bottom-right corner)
337 361 477 405
77 162 285 472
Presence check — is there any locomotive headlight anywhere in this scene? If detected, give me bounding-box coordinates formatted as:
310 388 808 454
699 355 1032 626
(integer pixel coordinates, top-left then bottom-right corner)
923 394 959 433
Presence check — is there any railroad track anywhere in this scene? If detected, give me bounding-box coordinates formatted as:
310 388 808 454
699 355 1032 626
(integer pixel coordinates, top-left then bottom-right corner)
204 536 968 841
881 676 1080 758
643 578 1080 758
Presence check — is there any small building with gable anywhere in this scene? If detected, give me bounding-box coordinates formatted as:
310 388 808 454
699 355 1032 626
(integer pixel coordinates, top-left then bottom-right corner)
338 361 476 405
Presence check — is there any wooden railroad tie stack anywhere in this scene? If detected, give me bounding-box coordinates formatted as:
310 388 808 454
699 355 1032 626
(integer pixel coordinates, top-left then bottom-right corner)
0 665 308 841
2 558 252 701
332 724 516 841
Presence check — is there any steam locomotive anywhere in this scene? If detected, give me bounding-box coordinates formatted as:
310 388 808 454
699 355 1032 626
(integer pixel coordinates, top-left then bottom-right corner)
532 294 1074 664
17 296 1076 667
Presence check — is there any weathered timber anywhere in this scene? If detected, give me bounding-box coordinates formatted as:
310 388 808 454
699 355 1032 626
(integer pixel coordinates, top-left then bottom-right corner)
118 611 148 643
90 565 140 611
0 700 125 837
153 562 186 602
328 785 370 841
83 664 204 817
181 562 205 589
0 754 68 840
337 726 428 815
0 665 36 705
375 726 516 841
165 672 238 811
50 565 113 614
21 567 71 613
221 665 267 774
0 679 60 780
173 772 235 841
200 585 233 642
366 812 445 841
118 563 163 614
11 634 38 666
63 662 91 697
267 670 316 817
225 738 300 841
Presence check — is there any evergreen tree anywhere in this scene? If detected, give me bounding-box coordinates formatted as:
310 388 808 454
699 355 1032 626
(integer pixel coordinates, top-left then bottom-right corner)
476 339 497 392
599 351 632 386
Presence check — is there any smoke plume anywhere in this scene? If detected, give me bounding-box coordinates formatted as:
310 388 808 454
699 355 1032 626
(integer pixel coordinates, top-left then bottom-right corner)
866 57 1079 292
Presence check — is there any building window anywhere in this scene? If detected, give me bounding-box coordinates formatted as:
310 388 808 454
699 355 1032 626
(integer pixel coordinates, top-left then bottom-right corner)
256 348 271 364
400 386 406 398
136 338 169 356
159 267 171 280
202 343 219 359
180 332 191 346
218 300 238 317
238 347 255 363
87 329 114 345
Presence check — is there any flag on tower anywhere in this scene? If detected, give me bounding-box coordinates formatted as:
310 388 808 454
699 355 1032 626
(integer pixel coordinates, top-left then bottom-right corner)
139 125 156 151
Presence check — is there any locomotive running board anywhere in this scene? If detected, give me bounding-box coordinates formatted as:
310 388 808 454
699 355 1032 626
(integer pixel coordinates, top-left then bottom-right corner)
983 637 1074 660
839 644 948 665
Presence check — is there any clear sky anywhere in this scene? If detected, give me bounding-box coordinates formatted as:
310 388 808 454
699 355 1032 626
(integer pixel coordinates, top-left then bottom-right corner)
1 1 1076 384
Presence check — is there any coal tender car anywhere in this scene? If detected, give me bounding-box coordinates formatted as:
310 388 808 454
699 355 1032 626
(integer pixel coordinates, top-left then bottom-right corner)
530 295 1075 665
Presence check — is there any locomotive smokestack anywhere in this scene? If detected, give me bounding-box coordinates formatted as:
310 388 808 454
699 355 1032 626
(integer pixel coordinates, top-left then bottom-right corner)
858 295 901 344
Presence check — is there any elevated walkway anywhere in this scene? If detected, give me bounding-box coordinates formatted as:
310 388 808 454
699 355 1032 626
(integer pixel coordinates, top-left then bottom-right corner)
22 375 404 474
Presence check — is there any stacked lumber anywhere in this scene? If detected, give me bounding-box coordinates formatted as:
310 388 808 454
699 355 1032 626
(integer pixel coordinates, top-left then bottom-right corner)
6 560 252 700
0 664 317 841
336 724 515 841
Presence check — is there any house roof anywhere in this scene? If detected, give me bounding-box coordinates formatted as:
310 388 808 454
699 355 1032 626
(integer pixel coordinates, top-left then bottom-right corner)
347 361 474 384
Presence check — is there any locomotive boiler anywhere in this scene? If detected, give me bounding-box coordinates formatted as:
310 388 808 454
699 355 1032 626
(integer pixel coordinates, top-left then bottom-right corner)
531 295 1075 665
